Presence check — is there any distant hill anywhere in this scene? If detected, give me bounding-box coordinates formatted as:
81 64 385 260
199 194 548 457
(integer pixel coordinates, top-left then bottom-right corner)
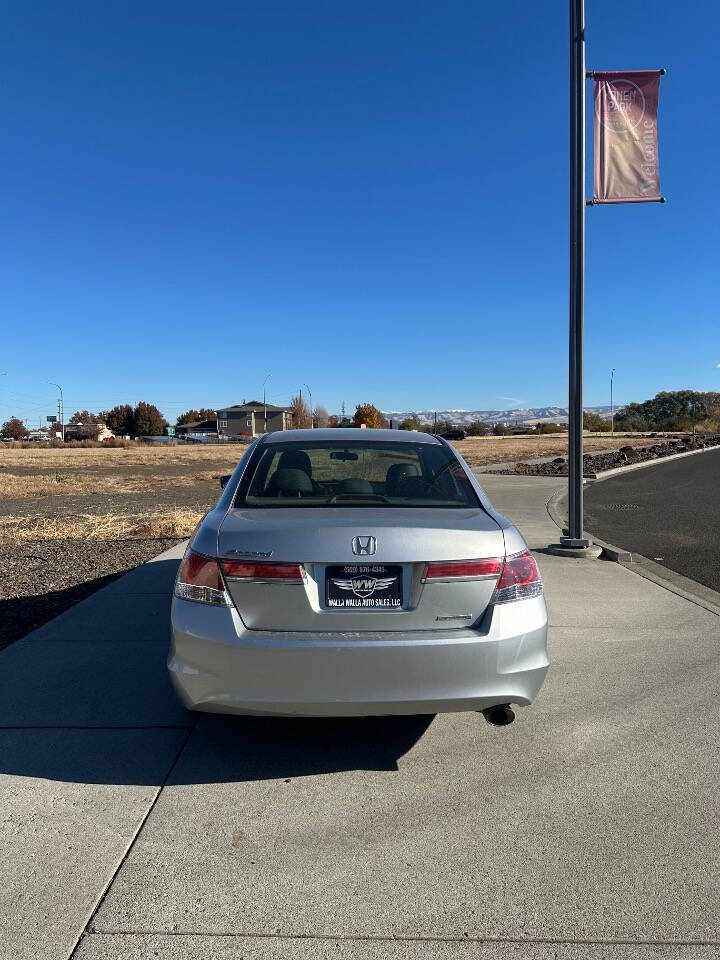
383 407 612 427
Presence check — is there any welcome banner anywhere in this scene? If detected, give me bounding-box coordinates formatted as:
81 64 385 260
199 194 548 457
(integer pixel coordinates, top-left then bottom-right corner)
593 70 663 203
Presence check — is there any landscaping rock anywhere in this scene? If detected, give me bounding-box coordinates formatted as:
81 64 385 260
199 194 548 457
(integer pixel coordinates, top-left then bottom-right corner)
507 435 720 478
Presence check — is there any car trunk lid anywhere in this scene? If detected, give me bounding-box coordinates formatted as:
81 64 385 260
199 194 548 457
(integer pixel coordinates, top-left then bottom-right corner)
218 507 506 632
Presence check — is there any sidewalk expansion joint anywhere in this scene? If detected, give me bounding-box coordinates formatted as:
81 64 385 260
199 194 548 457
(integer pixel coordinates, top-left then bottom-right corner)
83 930 720 947
68 718 198 959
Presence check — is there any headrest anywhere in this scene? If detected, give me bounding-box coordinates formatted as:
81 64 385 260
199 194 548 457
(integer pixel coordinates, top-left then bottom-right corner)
340 478 374 494
266 468 313 495
278 449 312 476
386 462 420 483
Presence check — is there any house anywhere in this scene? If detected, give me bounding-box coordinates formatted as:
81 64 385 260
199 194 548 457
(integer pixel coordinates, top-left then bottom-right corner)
216 401 292 438
64 421 114 442
174 419 218 439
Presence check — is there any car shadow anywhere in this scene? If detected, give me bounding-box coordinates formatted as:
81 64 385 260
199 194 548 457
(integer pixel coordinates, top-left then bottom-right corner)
173 713 437 784
0 554 437 786
0 571 126 650
0 714 437 787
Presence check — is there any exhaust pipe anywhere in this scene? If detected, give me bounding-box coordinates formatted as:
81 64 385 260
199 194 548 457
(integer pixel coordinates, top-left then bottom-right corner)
481 704 515 726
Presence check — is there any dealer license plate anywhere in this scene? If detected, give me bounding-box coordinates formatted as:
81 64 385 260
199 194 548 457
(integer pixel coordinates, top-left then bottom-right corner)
325 564 403 609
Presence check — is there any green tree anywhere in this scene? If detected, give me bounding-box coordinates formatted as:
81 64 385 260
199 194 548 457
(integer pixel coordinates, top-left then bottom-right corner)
1 417 27 440
133 402 167 436
613 404 648 431
69 410 101 425
614 390 720 432
104 404 135 435
582 411 610 432
353 403 386 429
176 408 217 425
399 414 423 431
433 419 454 435
492 423 510 436
466 420 489 436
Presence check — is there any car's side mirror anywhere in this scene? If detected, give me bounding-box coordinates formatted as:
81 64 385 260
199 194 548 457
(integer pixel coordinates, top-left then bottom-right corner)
219 474 232 489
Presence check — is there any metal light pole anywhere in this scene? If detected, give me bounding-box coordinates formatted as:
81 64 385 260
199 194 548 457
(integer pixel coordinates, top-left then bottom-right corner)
262 372 271 434
559 0 591 550
48 381 64 442
610 368 615 433
304 384 313 428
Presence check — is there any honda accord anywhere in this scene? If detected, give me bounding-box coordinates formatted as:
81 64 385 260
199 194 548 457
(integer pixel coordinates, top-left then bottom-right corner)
169 429 548 720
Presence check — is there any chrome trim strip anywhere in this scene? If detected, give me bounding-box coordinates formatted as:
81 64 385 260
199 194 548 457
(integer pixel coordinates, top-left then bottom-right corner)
224 577 305 585
420 573 500 584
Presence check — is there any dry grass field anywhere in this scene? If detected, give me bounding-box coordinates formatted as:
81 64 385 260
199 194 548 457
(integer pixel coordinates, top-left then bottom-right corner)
0 434 662 543
0 431 655 474
0 443 240 471
0 507 202 546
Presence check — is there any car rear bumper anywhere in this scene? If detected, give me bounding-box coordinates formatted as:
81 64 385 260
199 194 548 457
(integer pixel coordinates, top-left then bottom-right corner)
168 596 549 717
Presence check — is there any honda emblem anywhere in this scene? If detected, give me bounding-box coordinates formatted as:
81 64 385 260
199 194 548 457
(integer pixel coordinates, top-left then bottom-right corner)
351 535 377 556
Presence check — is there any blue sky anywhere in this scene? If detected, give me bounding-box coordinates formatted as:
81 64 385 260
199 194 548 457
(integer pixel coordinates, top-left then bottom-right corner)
2 0 718 426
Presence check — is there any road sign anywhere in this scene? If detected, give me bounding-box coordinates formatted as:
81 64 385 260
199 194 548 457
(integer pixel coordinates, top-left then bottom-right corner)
46 415 57 422
166 426 175 436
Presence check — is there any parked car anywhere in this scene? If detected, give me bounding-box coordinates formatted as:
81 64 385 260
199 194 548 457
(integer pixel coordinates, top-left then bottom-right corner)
442 428 466 440
169 429 548 722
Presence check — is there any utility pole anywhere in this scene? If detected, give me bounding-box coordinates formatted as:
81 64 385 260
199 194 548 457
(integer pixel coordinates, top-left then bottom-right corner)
262 373 271 434
610 368 615 433
48 381 64 442
304 384 313 428
559 0 591 551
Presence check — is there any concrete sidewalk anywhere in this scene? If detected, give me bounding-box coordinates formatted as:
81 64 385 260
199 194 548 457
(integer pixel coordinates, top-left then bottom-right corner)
2 478 719 960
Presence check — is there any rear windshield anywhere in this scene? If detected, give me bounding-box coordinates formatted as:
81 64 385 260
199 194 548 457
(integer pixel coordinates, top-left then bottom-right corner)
236 440 478 508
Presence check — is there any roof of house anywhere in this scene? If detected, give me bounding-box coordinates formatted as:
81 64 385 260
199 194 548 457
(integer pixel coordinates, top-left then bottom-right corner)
217 402 292 413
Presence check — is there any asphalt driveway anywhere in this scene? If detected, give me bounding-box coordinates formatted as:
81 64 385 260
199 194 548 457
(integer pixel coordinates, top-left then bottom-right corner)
584 447 720 592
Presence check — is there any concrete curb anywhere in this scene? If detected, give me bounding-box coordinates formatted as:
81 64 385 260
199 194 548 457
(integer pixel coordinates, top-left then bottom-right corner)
545 490 633 561
545 488 720 618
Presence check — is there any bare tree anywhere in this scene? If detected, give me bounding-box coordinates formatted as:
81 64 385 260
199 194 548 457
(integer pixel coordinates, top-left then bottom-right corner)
314 404 329 428
290 394 312 429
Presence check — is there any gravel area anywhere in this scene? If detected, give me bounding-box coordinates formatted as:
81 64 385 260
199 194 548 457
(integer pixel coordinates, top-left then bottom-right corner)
490 435 720 476
0 453 224 650
0 538 182 650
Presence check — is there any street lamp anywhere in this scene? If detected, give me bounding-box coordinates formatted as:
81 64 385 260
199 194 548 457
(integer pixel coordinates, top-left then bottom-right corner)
262 373 271 434
47 381 64 442
610 368 615 433
304 383 313 428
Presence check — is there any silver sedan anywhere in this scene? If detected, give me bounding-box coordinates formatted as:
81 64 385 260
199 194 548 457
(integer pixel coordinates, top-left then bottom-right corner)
168 429 548 723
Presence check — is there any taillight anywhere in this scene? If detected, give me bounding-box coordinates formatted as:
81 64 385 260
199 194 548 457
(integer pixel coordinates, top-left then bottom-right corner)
423 559 503 580
221 560 305 582
174 550 230 606
492 550 543 604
